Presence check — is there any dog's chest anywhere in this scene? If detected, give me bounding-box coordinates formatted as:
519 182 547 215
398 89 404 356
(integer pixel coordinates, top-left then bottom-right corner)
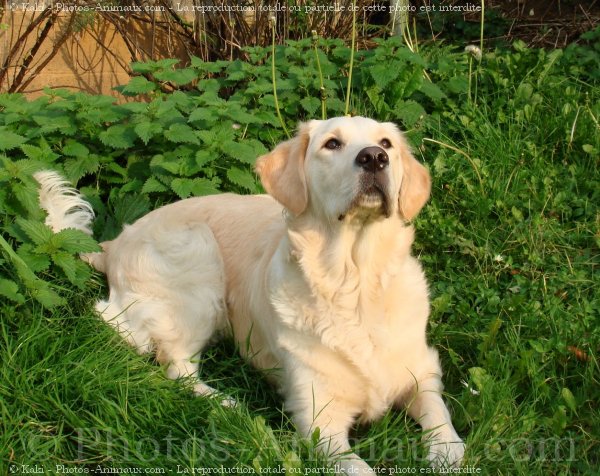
266 227 431 418
272 260 430 419
330 298 427 417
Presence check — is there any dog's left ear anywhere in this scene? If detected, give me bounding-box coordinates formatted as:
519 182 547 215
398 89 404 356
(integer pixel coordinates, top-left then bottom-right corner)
255 123 311 216
398 145 431 221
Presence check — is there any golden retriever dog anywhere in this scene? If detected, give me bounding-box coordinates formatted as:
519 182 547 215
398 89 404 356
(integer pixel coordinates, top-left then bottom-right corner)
36 116 465 473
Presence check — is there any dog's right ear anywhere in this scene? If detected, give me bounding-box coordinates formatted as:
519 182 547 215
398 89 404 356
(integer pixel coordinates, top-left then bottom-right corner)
255 123 311 216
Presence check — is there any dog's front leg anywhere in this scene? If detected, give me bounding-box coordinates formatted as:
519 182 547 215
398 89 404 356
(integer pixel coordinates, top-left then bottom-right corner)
402 354 465 468
293 409 373 475
284 378 373 475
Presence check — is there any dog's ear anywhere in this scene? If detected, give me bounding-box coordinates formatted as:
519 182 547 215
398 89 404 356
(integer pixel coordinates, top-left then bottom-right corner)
398 145 431 221
255 123 311 216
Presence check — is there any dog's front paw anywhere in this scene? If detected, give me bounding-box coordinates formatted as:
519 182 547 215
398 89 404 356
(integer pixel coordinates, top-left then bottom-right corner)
218 395 238 408
193 382 237 408
427 433 465 469
336 454 374 475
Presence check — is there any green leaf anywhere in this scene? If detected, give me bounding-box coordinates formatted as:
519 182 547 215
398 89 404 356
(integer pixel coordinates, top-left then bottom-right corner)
0 129 27 150
51 229 100 254
399 68 423 98
195 150 214 169
276 79 296 91
259 94 276 109
561 388 577 413
366 85 387 115
164 123 200 144
52 251 79 283
135 121 163 145
20 139 60 162
131 61 161 74
550 405 568 435
221 140 262 164
468 367 492 392
254 110 280 126
62 140 90 158
370 62 401 90
395 100 426 127
29 282 66 307
64 155 100 182
112 194 150 226
227 167 258 192
529 339 549 353
16 218 53 246
50 250 91 286
300 96 321 116
247 79 274 96
188 108 218 124
120 178 143 193
170 178 195 199
76 108 110 125
99 125 137 149
171 92 195 110
32 112 77 135
105 162 128 182
0 278 25 304
224 106 263 125
141 176 169 194
20 144 49 162
175 147 201 176
197 90 226 107
582 144 597 155
171 178 220 199
154 68 198 86
17 244 51 273
0 156 26 176
511 206 524 221
282 451 302 472
196 129 218 146
419 80 446 101
120 102 148 114
311 427 321 447
0 233 65 308
152 59 181 70
122 76 157 95
13 182 42 216
516 82 534 103
447 76 469 94
150 154 180 175
226 69 251 82
192 56 228 73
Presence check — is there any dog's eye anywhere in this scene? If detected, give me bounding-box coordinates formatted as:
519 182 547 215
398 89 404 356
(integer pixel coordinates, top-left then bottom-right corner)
380 138 392 149
324 138 342 150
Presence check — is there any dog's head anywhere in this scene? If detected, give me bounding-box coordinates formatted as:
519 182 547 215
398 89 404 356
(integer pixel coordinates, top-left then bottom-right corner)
255 117 431 223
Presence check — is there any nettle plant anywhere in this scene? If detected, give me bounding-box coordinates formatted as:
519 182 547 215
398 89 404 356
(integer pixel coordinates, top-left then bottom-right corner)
0 37 453 307
1 35 597 309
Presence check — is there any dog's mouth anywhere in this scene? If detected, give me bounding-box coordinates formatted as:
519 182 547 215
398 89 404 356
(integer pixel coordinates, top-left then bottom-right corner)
339 177 391 221
357 185 387 209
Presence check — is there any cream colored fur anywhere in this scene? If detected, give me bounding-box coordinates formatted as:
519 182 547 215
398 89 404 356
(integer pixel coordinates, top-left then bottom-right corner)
34 171 95 235
36 117 465 473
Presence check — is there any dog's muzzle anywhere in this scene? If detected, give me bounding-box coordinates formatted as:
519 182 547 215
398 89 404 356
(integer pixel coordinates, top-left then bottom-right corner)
355 146 389 173
345 146 392 219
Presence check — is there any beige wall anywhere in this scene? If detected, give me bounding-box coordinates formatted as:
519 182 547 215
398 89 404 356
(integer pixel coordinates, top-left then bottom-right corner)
1 8 187 98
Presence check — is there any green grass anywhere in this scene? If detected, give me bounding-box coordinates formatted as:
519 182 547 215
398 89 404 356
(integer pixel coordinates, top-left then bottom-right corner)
1 37 599 475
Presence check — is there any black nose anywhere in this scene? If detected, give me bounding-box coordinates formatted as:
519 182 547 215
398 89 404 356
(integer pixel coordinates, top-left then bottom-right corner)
355 147 389 172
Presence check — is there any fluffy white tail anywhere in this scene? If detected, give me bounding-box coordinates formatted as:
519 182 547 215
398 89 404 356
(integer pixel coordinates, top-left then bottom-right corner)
34 171 95 235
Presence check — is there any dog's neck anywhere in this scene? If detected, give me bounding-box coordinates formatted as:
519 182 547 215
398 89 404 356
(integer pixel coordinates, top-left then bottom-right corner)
286 214 415 312
277 214 418 386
